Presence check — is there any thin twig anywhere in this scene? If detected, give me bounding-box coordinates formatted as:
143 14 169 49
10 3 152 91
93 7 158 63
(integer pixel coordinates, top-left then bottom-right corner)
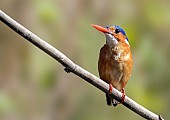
0 10 164 120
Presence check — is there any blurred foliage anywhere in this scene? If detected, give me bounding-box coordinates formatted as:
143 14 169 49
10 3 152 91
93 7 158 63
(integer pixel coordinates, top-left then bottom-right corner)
0 0 170 120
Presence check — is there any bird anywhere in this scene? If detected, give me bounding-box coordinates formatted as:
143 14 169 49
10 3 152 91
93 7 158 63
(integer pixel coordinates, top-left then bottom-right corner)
91 24 133 106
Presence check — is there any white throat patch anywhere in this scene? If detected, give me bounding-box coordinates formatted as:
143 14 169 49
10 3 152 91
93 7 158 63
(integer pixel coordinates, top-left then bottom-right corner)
105 33 130 46
105 33 118 44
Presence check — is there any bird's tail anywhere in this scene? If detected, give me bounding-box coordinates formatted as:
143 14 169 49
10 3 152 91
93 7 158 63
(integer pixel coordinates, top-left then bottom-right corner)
106 94 119 107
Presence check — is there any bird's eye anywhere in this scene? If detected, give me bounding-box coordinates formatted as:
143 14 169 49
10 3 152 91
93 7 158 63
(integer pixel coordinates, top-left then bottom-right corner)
106 26 109 29
115 29 120 33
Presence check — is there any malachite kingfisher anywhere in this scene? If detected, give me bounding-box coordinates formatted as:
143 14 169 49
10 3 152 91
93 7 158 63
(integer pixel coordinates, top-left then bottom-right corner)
92 24 133 106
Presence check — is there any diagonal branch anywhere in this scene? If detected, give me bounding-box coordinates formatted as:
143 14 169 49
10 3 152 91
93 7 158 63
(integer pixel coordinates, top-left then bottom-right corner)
0 10 164 120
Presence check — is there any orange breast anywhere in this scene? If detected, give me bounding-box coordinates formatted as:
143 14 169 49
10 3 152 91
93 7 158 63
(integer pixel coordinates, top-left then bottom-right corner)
98 43 133 91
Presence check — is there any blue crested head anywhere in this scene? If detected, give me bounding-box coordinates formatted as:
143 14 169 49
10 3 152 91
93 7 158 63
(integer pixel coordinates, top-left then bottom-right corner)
105 25 128 41
114 25 128 41
92 24 130 45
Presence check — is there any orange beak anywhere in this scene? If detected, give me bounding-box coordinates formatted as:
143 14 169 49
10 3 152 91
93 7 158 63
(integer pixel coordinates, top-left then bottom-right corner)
91 24 110 33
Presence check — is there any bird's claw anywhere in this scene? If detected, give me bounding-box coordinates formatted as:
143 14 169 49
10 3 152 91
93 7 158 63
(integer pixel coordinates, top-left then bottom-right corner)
109 84 113 94
120 88 125 104
109 84 125 105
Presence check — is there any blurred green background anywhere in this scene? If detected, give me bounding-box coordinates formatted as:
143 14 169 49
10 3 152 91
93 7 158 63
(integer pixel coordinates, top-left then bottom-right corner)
0 0 170 120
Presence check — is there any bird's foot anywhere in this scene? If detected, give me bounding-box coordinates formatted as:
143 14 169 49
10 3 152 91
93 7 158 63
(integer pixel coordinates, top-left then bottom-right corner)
108 84 125 106
109 84 113 94
120 88 125 104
